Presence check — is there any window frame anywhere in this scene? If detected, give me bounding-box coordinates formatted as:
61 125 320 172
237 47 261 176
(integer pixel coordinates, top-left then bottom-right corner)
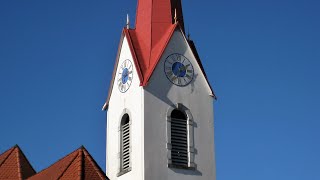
117 109 132 177
166 103 196 170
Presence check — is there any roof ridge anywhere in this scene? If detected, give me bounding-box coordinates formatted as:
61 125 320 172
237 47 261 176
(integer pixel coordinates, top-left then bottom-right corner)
56 149 81 179
30 147 80 177
15 146 37 179
79 147 84 180
82 147 107 179
17 145 37 176
16 147 22 180
0 146 15 168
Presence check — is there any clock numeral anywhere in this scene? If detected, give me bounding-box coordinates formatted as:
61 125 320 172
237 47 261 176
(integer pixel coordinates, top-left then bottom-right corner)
183 77 188 83
187 70 193 73
176 55 181 62
182 57 186 64
185 74 192 80
128 77 132 81
167 71 173 77
165 67 171 71
170 56 177 63
171 76 177 82
177 78 182 85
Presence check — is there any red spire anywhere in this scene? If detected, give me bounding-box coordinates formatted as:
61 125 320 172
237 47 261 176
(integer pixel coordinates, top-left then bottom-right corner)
135 0 184 37
103 0 216 110
127 0 184 84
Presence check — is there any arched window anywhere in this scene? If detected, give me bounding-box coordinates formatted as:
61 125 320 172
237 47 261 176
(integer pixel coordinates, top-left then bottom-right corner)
120 114 130 173
167 104 196 170
170 109 188 167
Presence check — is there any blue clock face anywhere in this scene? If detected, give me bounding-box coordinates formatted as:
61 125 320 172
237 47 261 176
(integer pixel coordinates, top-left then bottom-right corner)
121 68 129 84
164 53 194 86
117 59 133 93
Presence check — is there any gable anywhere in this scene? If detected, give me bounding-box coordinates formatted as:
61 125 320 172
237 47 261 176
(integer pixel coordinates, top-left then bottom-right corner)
103 29 144 110
103 25 215 110
0 145 36 180
147 28 215 97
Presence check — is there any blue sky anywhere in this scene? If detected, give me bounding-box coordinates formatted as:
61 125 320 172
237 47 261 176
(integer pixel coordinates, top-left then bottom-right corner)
0 0 319 179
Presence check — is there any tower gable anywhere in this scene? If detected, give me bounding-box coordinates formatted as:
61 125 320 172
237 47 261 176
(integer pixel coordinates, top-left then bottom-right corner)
104 29 143 110
147 28 215 97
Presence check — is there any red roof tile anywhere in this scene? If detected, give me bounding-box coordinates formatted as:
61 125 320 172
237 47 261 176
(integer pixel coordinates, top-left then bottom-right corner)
28 146 107 180
0 145 36 180
133 0 181 86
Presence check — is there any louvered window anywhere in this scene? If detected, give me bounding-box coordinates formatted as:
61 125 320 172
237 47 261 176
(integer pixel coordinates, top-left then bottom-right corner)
171 109 188 167
120 114 130 172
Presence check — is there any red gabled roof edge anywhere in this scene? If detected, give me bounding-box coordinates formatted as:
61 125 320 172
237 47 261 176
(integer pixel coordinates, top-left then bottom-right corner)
102 28 144 110
103 24 177 110
0 145 36 180
142 23 178 86
27 146 107 180
103 23 216 110
143 24 216 99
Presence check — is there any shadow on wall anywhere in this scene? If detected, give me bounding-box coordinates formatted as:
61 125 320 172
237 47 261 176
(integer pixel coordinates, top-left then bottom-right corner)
144 47 199 107
170 167 203 176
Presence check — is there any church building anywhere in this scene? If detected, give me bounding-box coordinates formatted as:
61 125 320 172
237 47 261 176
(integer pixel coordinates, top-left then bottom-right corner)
103 0 217 179
0 0 216 179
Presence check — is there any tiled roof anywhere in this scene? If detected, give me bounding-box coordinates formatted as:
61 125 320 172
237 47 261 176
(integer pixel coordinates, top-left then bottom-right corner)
28 146 107 180
130 0 183 86
0 145 36 180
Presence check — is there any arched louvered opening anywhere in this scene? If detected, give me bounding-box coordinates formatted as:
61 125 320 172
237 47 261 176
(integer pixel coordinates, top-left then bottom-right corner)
120 114 130 172
171 109 188 167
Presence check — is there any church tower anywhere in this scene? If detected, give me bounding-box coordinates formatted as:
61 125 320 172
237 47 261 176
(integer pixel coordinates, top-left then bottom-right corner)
103 0 216 179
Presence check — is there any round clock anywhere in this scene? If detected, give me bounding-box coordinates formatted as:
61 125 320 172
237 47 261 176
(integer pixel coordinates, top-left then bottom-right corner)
117 59 133 93
164 53 194 86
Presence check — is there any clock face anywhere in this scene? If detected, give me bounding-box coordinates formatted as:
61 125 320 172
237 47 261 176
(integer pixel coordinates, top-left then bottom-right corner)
164 53 194 86
117 59 133 93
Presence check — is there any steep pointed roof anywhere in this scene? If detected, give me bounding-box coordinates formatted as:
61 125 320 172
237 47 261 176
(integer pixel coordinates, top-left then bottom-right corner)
28 146 107 180
0 145 36 180
131 0 184 86
103 0 216 109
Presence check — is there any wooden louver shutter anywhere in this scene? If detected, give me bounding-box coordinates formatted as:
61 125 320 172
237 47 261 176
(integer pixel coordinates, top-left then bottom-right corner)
121 122 130 171
171 112 188 167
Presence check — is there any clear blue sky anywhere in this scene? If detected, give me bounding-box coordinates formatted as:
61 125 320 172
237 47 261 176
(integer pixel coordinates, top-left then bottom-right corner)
0 0 319 179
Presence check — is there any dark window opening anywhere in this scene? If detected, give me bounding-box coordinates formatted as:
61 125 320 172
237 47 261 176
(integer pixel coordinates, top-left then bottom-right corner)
170 109 188 168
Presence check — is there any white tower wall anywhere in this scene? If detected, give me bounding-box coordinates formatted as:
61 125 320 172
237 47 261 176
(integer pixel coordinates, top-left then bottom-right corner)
106 36 144 180
143 29 216 180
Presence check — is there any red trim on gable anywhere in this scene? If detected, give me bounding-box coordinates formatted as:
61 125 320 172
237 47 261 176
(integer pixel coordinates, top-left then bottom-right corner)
0 145 36 180
142 24 178 86
103 0 216 110
124 29 144 83
103 28 145 110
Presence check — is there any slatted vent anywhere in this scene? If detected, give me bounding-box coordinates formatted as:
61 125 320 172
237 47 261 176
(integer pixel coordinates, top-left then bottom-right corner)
121 114 130 171
171 109 188 167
